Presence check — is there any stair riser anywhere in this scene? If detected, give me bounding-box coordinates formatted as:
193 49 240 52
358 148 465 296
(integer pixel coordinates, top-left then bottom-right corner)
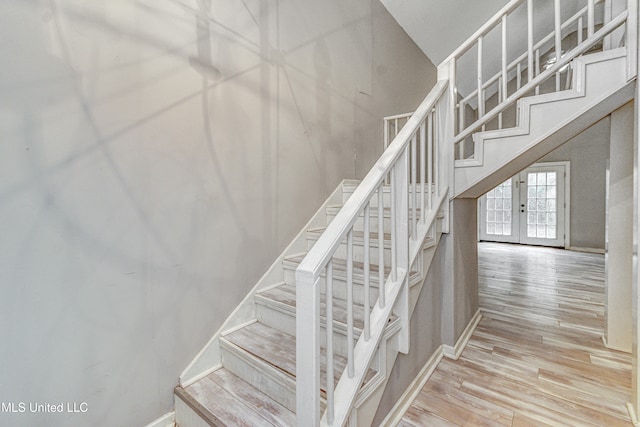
307 237 392 268
326 210 426 234
327 212 392 234
282 268 381 306
255 303 360 358
174 394 212 427
220 339 297 412
342 192 391 209
342 186 437 209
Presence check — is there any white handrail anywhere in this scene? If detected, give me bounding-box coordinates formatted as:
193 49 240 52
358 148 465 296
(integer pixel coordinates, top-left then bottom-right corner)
296 79 449 427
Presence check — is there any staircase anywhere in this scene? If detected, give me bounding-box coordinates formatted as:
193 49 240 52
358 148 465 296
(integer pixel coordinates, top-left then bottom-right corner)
171 0 637 426
175 180 447 427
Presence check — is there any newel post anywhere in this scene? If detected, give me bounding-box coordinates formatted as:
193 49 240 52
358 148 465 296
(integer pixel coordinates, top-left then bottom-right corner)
296 271 321 426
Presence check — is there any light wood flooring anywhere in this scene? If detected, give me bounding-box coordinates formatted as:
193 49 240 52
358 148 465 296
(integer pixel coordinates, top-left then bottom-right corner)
400 242 633 427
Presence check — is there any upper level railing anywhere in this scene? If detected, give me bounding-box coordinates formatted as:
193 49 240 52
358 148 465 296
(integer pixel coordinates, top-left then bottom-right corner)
437 0 636 161
295 79 450 426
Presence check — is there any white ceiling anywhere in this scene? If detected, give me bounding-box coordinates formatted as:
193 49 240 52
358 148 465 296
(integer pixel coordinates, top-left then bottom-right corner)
380 0 510 66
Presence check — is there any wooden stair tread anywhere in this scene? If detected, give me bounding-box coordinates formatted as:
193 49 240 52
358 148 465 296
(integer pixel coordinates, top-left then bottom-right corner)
177 367 295 426
222 321 377 390
257 283 397 331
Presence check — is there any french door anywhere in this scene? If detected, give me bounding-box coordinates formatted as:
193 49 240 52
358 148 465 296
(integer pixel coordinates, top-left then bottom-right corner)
479 163 567 247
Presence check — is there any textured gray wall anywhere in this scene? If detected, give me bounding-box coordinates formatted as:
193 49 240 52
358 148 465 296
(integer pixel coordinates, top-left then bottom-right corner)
442 199 479 346
0 1 434 426
372 234 446 426
373 199 479 424
540 117 611 249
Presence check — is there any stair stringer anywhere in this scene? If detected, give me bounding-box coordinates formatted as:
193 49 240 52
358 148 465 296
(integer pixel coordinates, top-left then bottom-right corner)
348 224 444 427
454 48 634 199
178 181 345 388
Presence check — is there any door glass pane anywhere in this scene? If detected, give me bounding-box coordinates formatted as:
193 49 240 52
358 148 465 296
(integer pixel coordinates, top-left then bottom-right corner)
526 171 558 239
485 180 512 236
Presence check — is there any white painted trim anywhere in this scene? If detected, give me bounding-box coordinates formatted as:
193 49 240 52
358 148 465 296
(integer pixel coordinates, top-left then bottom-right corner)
220 319 257 337
144 411 175 427
526 161 571 249
179 181 346 386
564 160 572 249
568 246 605 254
627 402 640 426
478 161 570 249
443 309 482 360
379 347 444 427
179 364 222 389
380 308 482 426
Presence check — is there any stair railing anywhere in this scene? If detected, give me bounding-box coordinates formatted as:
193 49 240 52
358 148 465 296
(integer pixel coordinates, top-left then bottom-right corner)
436 0 636 162
295 79 450 426
296 0 637 425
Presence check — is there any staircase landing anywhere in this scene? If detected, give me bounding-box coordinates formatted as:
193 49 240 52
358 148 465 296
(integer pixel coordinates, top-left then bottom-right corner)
400 243 632 426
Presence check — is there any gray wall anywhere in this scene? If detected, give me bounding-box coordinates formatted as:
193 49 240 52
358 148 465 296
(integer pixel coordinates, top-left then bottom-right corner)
442 199 479 345
373 199 479 424
0 1 434 426
372 236 445 426
540 117 611 249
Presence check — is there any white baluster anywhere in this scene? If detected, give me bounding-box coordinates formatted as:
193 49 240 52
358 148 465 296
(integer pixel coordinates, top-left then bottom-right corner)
535 49 540 95
498 78 503 129
555 0 562 91
390 171 397 282
588 0 595 37
363 204 370 341
346 229 354 378
501 14 508 99
325 261 334 425
578 16 583 45
420 121 426 223
527 0 534 84
428 112 433 210
411 134 417 240
477 35 484 120
378 186 385 309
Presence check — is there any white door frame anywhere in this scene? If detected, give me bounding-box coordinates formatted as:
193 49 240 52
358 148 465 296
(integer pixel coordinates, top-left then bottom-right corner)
478 161 571 248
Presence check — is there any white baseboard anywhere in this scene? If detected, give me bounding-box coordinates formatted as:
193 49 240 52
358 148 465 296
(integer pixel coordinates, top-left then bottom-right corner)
443 309 482 360
380 308 482 426
627 403 640 426
568 246 605 254
379 347 444 427
145 411 175 427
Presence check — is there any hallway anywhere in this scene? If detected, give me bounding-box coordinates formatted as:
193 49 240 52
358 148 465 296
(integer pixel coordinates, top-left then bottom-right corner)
400 242 632 426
